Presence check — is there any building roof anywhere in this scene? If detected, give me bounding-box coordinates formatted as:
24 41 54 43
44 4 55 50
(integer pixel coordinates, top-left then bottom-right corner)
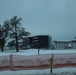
54 39 76 43
71 40 76 42
53 40 70 43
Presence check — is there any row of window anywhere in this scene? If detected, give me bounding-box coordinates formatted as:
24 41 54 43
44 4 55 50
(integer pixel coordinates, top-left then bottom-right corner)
55 46 76 48
56 46 65 48
55 42 76 45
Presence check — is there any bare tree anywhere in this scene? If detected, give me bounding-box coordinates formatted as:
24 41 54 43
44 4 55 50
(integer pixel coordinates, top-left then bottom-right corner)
10 16 22 52
1 16 30 52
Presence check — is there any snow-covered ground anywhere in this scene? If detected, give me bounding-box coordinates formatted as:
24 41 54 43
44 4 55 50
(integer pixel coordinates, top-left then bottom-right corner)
0 68 76 75
0 49 76 56
0 49 76 75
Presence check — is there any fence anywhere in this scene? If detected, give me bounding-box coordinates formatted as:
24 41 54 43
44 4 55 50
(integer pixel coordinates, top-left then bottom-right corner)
0 53 76 71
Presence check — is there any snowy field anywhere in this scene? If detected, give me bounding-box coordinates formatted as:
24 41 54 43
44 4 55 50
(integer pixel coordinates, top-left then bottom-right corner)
0 49 76 75
0 68 76 75
0 49 76 56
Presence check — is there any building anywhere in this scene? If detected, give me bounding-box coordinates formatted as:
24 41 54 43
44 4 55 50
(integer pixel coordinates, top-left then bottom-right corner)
22 35 52 49
22 35 76 50
53 40 76 49
22 37 31 49
31 35 51 49
70 40 76 49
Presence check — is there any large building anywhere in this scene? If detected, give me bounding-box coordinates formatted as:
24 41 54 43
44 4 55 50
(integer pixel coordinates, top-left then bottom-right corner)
30 35 52 49
53 40 76 49
22 35 52 49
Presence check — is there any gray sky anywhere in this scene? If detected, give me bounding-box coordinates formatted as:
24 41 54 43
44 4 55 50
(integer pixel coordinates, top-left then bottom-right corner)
0 0 76 40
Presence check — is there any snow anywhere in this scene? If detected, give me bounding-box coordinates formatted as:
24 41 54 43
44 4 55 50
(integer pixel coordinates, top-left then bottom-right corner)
0 49 76 56
0 68 76 75
0 49 76 75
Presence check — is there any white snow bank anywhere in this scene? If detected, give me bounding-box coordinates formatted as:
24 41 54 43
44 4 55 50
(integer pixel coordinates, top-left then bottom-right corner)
0 68 76 75
0 49 76 56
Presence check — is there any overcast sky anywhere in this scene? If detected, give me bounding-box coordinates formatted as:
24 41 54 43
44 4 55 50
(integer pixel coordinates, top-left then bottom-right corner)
0 0 76 40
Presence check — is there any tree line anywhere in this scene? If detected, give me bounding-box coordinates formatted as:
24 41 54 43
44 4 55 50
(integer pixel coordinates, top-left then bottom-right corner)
0 16 30 52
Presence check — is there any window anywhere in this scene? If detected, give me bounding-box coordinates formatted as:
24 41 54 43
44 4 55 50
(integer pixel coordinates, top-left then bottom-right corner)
61 43 63 45
56 46 57 48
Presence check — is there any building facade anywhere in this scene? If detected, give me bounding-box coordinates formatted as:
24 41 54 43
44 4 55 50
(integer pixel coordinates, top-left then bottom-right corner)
22 35 52 49
53 40 76 49
31 35 51 49
23 37 31 49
